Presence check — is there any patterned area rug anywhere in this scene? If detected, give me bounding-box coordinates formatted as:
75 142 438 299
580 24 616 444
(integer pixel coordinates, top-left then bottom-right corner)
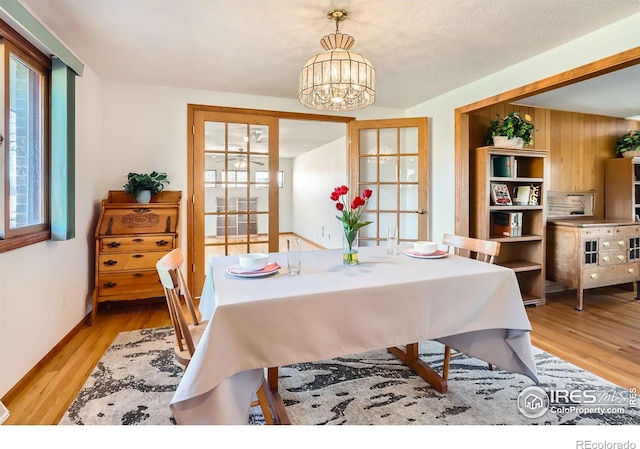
59 327 639 425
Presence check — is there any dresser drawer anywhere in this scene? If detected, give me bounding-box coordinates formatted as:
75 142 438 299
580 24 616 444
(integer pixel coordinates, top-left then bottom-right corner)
599 237 627 251
582 263 640 288
100 235 175 253
98 251 168 272
98 207 178 235
598 252 627 266
96 270 164 299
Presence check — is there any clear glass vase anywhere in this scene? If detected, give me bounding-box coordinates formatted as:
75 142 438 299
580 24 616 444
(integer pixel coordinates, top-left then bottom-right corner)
343 232 359 265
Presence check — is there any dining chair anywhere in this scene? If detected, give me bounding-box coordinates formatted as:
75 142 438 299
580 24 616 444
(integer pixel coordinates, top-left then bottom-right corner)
440 233 501 380
156 248 275 424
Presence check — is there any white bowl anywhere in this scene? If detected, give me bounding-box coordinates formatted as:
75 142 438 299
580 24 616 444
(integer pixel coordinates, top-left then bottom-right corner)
238 253 269 271
413 241 437 254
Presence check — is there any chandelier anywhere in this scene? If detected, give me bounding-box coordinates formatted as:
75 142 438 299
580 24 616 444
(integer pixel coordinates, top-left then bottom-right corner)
298 9 375 112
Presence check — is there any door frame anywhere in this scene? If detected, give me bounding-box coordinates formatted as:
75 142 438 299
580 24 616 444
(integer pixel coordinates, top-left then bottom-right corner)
186 104 355 296
454 47 640 237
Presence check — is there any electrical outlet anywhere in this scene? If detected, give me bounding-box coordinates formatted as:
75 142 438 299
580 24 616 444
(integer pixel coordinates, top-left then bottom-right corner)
321 226 324 237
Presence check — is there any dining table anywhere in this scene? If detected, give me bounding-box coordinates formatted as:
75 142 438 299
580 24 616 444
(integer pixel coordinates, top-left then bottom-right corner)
169 245 539 425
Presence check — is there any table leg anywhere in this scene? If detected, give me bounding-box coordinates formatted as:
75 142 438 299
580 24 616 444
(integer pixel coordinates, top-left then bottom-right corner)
387 343 448 393
266 367 290 425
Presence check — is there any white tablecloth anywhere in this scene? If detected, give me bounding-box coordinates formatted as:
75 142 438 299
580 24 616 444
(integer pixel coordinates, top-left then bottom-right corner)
170 245 539 424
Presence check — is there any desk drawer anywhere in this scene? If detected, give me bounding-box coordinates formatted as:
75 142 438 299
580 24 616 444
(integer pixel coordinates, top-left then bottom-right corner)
98 251 168 272
582 263 640 288
96 270 163 298
100 235 175 253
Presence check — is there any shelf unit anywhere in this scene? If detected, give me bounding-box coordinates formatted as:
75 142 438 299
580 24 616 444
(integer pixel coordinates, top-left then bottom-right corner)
216 197 258 236
471 146 549 306
604 157 640 222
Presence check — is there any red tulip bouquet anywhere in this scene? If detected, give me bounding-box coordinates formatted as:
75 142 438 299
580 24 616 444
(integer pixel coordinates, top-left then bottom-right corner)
330 185 373 264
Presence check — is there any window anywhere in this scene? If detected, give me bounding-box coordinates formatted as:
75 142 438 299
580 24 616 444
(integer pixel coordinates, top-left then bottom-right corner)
221 170 248 188
255 170 284 188
0 32 51 252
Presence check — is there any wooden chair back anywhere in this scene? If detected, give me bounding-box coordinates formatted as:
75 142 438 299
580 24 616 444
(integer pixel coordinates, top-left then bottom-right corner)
442 233 501 264
156 248 201 365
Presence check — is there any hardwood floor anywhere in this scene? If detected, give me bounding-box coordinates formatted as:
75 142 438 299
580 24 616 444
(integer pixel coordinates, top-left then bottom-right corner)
3 283 639 424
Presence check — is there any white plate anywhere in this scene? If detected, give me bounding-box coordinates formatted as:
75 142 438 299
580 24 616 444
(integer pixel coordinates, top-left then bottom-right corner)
226 263 281 278
403 249 448 259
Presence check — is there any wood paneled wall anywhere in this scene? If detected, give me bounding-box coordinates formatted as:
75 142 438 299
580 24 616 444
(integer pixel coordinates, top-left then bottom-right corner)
469 104 640 218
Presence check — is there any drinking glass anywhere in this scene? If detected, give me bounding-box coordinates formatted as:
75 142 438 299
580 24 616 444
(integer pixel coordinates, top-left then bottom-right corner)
387 227 399 255
287 237 301 275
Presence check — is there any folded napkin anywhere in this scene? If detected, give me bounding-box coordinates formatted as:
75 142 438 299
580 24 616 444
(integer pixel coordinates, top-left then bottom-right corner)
228 262 281 274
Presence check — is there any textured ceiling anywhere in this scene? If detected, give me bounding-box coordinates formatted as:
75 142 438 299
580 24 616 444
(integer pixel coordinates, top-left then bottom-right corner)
15 0 640 156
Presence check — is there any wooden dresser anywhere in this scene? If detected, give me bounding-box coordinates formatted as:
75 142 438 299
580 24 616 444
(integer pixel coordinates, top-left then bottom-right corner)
546 218 640 311
92 190 181 323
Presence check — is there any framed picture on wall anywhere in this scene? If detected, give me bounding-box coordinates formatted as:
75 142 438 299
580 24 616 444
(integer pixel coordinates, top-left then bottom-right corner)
205 170 216 187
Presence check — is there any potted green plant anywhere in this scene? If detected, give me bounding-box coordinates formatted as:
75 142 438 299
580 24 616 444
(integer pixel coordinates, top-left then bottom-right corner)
123 171 169 203
486 112 535 148
616 130 640 158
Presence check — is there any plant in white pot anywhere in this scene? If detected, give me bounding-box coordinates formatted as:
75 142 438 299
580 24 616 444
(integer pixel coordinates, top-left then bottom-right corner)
616 130 640 158
123 171 169 203
487 112 535 148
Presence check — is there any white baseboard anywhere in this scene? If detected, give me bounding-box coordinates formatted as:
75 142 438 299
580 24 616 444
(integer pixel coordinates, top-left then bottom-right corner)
0 400 9 424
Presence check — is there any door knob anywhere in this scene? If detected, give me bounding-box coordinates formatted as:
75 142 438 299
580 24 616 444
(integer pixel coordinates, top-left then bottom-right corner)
414 209 427 215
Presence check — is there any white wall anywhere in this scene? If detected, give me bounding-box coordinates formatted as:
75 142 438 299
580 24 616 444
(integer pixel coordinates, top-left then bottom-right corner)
0 65 103 396
279 158 293 232
292 137 348 248
408 12 640 245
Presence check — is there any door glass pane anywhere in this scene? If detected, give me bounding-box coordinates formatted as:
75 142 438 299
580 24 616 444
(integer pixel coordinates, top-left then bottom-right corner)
379 128 397 154
249 125 268 154
378 213 398 237
379 158 398 183
228 123 247 149
399 127 418 154
9 54 44 229
359 129 376 155
379 185 398 210
400 156 418 182
399 213 418 240
359 212 377 238
204 121 225 150
360 157 377 182
400 185 418 211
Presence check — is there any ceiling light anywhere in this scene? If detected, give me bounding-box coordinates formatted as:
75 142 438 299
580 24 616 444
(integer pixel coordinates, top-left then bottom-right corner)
299 9 375 112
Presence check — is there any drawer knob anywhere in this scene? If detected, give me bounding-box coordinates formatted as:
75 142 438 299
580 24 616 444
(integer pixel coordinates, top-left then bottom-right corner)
156 240 169 247
132 254 144 258
133 238 144 243
603 242 610 247
618 241 625 247
618 255 625 261
590 273 598 279
103 281 117 288
629 268 635 274
103 259 118 266
106 242 121 248
133 273 144 278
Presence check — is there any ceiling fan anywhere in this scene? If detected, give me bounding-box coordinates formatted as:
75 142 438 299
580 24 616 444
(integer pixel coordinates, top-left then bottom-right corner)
219 148 265 169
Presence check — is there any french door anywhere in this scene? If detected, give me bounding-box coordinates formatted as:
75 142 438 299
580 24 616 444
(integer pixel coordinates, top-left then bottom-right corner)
190 110 279 296
348 118 429 245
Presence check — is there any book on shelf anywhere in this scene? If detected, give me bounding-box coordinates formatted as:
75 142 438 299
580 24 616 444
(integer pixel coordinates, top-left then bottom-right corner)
490 183 512 205
492 211 523 237
513 185 531 205
491 155 517 177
